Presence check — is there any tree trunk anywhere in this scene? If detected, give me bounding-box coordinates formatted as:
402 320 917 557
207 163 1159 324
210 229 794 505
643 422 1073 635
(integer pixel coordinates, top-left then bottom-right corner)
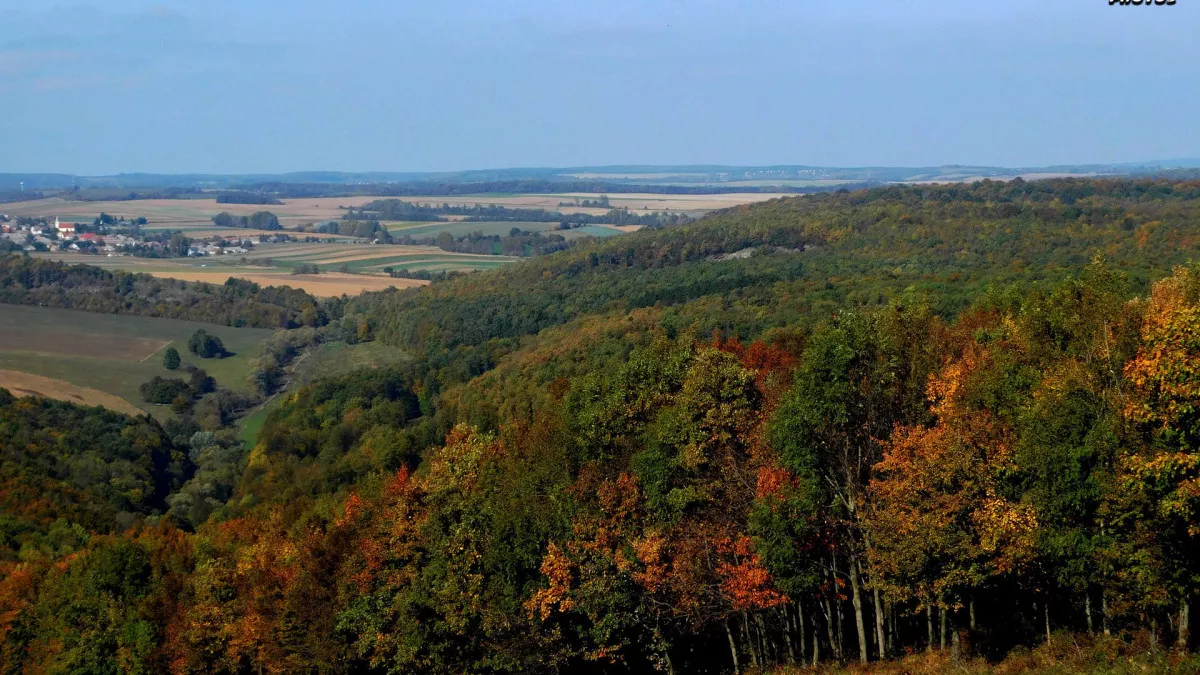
836 592 846 659
873 586 886 660
1044 599 1052 645
1150 617 1158 652
1102 591 1111 636
811 604 821 667
926 604 935 652
951 611 961 662
755 612 771 663
969 596 976 630
1085 591 1094 636
1178 599 1190 651
849 556 869 664
940 604 947 651
725 619 741 675
823 595 839 661
887 601 896 654
742 612 760 669
798 602 808 664
780 606 796 664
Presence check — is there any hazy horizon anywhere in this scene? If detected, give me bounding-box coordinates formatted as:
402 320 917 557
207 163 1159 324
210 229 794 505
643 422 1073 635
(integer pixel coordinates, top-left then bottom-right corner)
2 0 1197 175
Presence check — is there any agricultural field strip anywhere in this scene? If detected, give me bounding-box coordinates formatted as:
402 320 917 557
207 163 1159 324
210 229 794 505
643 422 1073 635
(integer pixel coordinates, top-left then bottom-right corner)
0 326 167 360
252 245 455 260
349 256 513 270
0 370 144 417
384 221 566 236
559 226 627 239
0 304 276 417
3 193 784 230
2 196 385 226
141 271 426 297
138 340 173 364
305 251 512 265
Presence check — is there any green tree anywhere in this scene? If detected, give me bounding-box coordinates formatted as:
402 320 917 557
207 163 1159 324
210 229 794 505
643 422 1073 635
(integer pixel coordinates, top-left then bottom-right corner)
166 233 190 257
187 330 226 359
162 346 181 370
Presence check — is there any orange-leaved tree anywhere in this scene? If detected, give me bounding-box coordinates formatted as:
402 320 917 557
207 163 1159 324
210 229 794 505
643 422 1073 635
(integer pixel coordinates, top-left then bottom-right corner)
865 342 1037 646
1120 265 1200 646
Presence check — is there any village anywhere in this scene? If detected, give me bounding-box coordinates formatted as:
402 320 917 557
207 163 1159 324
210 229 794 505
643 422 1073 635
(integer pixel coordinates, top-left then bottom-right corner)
0 212 267 258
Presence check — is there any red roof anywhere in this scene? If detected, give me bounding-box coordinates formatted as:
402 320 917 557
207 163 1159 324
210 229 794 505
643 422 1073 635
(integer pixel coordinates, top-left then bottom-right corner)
80 233 104 241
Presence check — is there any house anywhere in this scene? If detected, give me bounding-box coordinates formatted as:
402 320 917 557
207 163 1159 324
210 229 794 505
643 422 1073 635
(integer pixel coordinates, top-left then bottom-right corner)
54 218 75 235
80 233 105 245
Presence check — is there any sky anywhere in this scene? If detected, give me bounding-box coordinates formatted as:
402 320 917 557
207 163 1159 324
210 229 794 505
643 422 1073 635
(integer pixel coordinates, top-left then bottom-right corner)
0 0 1197 174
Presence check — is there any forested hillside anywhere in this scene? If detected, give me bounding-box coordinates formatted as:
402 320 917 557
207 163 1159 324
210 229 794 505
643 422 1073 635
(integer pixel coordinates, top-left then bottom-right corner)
0 256 334 328
4 179 1200 673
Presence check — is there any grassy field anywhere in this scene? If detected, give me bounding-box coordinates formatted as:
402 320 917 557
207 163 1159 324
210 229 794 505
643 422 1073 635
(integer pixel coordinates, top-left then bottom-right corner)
559 225 628 240
0 304 275 418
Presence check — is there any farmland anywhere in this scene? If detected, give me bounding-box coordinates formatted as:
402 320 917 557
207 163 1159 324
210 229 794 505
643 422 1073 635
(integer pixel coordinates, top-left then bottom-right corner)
239 242 513 273
34 237 524 296
384 219 629 240
34 252 424 296
9 192 788 295
0 370 144 417
1 196 385 235
361 192 790 218
0 304 275 418
2 192 783 235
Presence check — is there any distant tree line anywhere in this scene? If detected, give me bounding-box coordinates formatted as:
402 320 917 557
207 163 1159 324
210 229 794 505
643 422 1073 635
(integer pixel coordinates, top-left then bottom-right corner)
211 211 281 230
298 219 392 241
0 190 44 204
0 255 337 328
384 228 572 257
350 199 693 229
61 186 206 202
242 179 854 199
215 191 281 205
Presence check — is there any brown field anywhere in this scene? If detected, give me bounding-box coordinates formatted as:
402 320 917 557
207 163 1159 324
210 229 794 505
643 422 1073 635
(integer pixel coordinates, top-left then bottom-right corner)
0 370 144 416
144 270 426 296
0 326 166 360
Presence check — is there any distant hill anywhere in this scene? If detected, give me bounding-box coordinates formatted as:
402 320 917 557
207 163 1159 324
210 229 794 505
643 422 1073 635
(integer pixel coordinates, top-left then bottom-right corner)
3 159 1199 192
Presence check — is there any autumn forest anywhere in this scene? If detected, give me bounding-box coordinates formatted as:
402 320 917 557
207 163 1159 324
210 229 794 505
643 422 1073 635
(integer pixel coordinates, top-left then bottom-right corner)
4 179 1200 673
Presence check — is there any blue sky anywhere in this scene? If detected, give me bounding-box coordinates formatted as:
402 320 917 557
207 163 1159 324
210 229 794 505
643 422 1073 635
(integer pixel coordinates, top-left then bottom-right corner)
1 0 1196 174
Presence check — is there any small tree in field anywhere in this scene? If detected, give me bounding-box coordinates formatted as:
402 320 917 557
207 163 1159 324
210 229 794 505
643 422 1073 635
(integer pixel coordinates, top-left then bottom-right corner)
187 330 227 359
163 346 181 370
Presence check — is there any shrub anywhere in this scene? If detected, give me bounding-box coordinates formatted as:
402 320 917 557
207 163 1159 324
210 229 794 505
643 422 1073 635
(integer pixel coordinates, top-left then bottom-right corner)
140 377 191 405
187 330 227 359
162 346 181 370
